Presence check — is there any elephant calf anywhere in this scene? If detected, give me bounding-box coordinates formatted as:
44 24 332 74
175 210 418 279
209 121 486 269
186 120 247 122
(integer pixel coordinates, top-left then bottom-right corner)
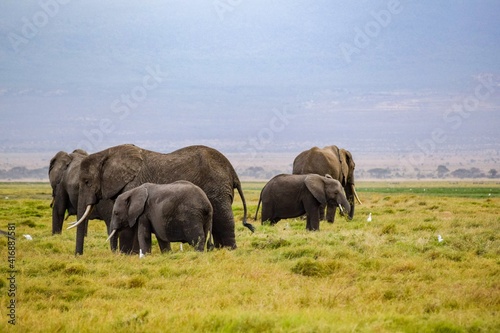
107 181 213 254
255 174 350 231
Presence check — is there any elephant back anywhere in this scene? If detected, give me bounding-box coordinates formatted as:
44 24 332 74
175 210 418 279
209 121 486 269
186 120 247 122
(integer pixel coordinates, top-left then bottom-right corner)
293 146 341 181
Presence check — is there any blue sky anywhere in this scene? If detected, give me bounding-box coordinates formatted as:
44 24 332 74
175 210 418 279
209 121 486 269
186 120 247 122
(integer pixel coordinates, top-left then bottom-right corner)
0 1 499 159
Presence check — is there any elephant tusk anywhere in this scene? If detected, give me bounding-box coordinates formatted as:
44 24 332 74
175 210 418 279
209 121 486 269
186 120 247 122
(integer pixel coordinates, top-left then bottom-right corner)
105 229 117 243
352 184 362 205
338 204 345 215
67 205 93 230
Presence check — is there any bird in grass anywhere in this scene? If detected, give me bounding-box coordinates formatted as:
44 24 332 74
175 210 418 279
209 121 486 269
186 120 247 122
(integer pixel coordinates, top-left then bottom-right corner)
367 213 372 222
438 235 443 242
23 234 33 240
139 249 145 258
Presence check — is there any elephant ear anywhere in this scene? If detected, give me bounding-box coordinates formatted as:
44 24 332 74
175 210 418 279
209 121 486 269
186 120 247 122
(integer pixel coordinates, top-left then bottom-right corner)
101 145 143 199
49 151 72 188
127 186 148 228
304 175 327 205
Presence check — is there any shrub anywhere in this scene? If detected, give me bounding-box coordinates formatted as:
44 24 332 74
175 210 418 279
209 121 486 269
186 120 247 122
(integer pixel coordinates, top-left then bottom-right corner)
291 259 341 277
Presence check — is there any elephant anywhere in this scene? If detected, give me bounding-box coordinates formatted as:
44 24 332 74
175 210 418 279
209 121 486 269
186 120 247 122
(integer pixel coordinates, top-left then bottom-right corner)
106 182 213 254
292 145 361 222
254 174 350 231
48 149 123 251
69 144 254 255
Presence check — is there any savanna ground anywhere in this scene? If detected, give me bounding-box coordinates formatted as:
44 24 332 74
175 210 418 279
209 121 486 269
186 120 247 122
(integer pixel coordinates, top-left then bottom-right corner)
0 181 499 332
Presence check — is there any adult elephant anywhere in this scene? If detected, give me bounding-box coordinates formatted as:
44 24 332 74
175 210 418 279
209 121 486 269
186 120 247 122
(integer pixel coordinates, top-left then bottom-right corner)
292 146 361 221
48 150 124 251
69 144 254 255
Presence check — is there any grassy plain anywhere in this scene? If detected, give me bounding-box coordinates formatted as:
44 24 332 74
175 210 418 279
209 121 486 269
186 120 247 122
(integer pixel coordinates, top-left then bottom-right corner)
0 181 499 332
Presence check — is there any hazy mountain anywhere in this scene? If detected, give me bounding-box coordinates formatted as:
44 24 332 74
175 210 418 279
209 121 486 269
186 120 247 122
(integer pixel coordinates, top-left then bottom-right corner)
0 1 499 176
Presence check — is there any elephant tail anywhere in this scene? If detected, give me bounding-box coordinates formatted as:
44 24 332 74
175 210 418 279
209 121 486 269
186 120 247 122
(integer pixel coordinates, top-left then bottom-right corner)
235 181 254 233
254 194 262 222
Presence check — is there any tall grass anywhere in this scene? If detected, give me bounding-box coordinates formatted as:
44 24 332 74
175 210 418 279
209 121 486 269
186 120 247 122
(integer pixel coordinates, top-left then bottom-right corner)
0 181 499 332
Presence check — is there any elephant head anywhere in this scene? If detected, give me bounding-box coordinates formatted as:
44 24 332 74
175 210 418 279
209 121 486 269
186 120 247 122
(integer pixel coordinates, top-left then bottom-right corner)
304 174 350 216
79 144 143 208
67 145 143 254
107 186 148 241
48 149 88 234
48 151 72 193
49 149 88 193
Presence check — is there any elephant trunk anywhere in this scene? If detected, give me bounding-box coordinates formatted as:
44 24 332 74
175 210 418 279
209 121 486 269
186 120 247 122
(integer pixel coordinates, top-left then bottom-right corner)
74 203 94 255
67 204 93 230
51 196 67 235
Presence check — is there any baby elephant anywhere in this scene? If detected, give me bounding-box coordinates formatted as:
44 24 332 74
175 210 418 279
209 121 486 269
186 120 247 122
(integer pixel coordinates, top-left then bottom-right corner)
107 181 213 254
255 174 350 231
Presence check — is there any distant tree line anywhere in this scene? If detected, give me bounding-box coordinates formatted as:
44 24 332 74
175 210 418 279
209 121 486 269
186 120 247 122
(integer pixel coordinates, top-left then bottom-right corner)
239 166 283 180
364 166 499 179
0 166 49 180
0 165 497 181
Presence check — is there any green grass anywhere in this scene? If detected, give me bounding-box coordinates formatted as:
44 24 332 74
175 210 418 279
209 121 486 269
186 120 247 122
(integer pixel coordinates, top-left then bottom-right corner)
0 181 499 332
357 181 500 198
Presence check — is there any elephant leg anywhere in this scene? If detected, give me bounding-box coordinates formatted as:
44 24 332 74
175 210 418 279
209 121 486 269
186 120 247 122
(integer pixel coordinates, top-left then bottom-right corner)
306 208 321 231
304 196 321 231
261 202 280 226
131 225 141 254
137 219 152 254
118 227 138 254
270 218 281 225
326 203 337 223
302 194 320 231
184 226 206 252
157 238 171 253
210 195 237 249
319 202 326 221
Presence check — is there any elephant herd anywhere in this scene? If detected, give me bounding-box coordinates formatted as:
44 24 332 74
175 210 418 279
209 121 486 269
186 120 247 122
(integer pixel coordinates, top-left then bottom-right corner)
48 144 361 255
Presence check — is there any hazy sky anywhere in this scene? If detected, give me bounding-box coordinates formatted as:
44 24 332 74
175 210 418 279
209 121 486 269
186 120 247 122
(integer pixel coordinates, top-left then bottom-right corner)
1 1 499 159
